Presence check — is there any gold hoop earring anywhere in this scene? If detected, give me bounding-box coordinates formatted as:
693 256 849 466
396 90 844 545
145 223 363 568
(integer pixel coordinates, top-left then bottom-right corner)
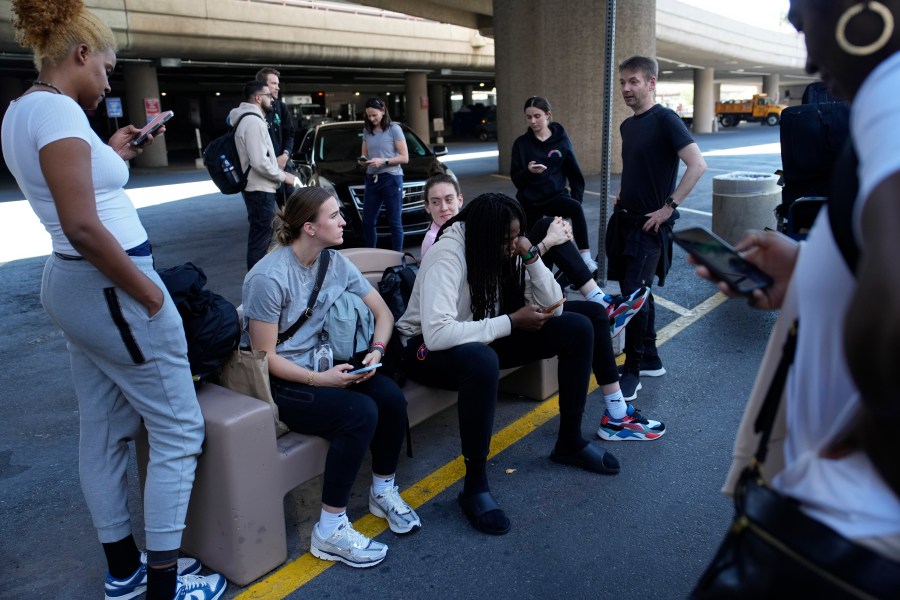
836 1 895 56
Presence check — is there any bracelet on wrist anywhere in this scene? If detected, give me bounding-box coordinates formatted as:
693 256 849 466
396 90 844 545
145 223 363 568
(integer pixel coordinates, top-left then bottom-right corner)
371 342 387 356
307 370 315 386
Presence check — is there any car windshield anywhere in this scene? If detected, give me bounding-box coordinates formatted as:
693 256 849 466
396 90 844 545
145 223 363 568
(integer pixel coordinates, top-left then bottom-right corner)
315 126 429 162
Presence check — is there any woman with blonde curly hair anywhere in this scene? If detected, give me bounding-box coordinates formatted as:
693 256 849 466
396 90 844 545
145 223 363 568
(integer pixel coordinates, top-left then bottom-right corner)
1 1 225 599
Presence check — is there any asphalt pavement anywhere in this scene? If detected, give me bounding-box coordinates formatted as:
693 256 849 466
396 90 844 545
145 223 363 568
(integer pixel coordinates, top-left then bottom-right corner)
0 122 783 599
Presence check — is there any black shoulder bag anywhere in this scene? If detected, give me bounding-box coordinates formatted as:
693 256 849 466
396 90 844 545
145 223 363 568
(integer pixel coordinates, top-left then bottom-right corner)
276 250 330 345
692 140 900 598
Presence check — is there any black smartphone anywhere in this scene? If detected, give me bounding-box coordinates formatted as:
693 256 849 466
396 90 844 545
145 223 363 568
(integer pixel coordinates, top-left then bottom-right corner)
132 110 173 146
672 227 773 295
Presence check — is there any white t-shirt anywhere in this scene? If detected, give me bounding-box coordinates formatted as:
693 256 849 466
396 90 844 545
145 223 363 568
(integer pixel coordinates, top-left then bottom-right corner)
1 92 147 256
773 51 900 542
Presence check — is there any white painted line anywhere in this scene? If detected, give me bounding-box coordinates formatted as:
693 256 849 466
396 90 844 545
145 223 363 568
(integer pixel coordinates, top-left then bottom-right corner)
701 142 781 157
678 206 712 216
438 150 499 163
653 294 692 317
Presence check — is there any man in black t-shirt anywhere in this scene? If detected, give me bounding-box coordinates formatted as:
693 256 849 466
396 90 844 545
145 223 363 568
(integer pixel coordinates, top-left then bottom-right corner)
609 56 707 400
257 67 296 207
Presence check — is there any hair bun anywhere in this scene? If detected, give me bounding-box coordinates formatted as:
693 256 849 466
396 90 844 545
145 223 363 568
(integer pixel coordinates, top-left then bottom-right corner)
12 0 84 49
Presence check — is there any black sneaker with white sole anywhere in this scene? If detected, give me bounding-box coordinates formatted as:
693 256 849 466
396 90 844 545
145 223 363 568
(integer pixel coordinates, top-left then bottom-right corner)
618 370 642 401
618 356 666 378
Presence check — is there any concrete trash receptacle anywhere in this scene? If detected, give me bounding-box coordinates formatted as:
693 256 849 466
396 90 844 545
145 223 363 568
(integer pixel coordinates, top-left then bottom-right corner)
711 172 781 245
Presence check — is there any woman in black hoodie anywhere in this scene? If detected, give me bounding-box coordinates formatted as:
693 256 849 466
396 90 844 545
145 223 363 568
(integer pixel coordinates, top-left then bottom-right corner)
511 96 595 272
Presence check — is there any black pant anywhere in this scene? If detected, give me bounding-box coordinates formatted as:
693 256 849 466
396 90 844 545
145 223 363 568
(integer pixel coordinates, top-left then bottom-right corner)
240 190 278 271
522 192 590 251
526 219 618 386
527 217 593 288
400 311 592 461
620 230 661 371
270 373 407 507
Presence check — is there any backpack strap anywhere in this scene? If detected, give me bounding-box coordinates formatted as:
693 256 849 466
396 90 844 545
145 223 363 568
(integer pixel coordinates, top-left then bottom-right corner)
827 140 861 275
276 249 330 345
232 112 265 176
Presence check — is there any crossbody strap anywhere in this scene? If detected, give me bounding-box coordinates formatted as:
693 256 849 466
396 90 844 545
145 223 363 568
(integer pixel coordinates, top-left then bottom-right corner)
276 249 330 345
827 139 861 274
752 321 799 466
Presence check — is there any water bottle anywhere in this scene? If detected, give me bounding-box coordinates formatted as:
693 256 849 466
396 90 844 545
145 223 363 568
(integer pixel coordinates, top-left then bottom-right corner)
313 331 333 372
220 155 240 186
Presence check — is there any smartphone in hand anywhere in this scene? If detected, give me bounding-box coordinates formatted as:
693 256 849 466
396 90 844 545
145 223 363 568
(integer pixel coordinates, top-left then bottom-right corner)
347 363 382 375
542 298 566 314
132 110 174 146
672 227 773 295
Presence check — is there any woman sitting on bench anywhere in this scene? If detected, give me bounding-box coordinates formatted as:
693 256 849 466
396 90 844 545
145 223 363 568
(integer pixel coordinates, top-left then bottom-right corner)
242 187 420 569
397 193 627 536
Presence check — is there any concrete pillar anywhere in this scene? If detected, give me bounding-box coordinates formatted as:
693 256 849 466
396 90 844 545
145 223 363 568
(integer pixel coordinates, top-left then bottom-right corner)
612 0 657 174
494 0 655 175
123 63 168 168
405 72 429 143
714 83 722 102
763 73 781 101
692 67 715 134
428 82 446 140
462 84 474 107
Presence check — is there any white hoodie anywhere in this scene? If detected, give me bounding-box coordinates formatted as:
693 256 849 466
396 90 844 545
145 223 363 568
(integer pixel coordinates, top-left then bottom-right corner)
396 221 564 350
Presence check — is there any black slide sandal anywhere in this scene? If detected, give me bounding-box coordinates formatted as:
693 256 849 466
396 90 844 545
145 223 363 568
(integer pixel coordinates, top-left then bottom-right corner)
458 491 511 535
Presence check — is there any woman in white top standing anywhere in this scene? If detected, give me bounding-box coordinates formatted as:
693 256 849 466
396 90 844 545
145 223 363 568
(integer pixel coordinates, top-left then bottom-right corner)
1 1 224 598
360 97 408 251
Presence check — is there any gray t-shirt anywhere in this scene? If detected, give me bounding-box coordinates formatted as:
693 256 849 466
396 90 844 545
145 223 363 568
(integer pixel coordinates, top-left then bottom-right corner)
242 246 372 368
364 123 404 176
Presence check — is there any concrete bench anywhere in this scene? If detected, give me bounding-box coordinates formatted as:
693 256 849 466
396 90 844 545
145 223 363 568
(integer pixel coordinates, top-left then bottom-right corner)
141 248 559 586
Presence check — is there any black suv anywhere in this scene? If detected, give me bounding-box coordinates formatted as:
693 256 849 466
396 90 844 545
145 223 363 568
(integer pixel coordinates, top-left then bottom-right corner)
293 121 452 246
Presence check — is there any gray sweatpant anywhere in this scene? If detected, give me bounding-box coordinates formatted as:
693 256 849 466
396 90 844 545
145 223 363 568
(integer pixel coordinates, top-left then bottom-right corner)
41 254 204 551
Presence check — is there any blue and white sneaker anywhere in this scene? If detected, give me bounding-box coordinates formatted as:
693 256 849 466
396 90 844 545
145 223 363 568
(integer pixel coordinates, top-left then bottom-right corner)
606 286 651 338
104 552 202 600
173 574 227 600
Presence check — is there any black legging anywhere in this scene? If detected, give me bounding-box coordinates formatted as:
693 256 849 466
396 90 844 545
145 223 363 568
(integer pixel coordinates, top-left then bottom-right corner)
400 311 593 461
270 373 407 507
526 219 619 387
522 192 590 251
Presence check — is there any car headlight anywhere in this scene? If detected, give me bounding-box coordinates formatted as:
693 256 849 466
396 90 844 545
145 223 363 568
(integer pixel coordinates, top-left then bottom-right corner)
313 175 338 200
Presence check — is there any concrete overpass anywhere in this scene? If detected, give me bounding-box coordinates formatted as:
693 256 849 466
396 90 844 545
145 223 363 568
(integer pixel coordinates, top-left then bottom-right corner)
0 0 810 171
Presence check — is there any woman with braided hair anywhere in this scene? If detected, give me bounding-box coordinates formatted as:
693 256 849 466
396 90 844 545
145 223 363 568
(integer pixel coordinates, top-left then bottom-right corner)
396 193 624 536
1 1 224 598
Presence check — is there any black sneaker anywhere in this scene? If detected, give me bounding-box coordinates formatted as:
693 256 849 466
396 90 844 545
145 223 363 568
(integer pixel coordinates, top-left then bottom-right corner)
618 370 642 401
617 356 666 378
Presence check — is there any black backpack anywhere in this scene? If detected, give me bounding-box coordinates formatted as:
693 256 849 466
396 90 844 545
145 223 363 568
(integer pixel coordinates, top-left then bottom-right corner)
157 263 241 382
202 112 263 195
376 253 419 386
377 253 419 321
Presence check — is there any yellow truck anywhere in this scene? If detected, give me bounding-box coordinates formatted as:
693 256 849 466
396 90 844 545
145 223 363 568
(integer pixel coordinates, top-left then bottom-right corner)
716 94 786 127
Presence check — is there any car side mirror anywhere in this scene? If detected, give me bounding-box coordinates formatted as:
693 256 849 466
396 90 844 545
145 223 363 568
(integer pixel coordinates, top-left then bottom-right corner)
432 145 448 157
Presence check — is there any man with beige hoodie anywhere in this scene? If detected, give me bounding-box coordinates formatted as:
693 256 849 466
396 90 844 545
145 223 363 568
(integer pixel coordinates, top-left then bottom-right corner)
229 80 297 270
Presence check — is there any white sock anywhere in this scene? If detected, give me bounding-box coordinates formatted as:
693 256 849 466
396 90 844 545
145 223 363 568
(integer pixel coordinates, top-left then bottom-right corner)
372 474 395 496
317 509 345 538
604 390 627 419
584 287 608 306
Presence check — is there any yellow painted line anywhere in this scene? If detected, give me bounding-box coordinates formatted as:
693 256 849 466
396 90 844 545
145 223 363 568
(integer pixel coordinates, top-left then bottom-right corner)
490 173 510 180
653 295 692 317
236 291 728 599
